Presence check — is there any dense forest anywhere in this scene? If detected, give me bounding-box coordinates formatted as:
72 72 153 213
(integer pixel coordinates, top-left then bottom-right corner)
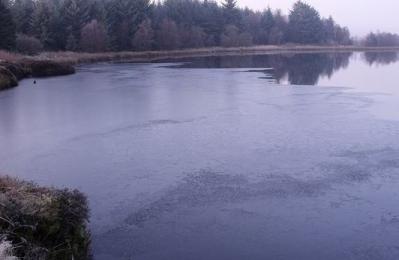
0 0 396 54
364 32 399 47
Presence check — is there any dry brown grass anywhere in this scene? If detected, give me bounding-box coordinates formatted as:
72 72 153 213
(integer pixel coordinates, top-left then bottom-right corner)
0 240 17 260
0 176 91 260
0 51 23 63
26 45 399 65
2 45 399 65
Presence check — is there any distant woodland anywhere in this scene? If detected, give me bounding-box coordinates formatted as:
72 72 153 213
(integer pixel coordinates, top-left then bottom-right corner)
0 0 398 54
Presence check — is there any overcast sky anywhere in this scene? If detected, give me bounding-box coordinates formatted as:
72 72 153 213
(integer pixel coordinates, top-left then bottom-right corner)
227 0 399 37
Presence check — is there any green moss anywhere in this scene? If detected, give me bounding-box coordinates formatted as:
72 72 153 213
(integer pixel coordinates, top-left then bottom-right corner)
0 177 91 260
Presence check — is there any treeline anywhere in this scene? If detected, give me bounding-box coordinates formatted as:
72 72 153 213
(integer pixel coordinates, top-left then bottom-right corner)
0 0 353 53
363 32 399 47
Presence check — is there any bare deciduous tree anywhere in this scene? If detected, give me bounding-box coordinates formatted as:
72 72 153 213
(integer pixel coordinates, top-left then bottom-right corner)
132 19 154 51
80 19 108 52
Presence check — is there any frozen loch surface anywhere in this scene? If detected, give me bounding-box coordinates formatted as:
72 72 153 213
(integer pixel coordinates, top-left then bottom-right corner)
1 52 399 259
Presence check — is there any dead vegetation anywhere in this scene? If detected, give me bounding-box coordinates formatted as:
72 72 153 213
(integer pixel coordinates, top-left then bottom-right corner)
32 45 399 65
0 176 91 260
0 240 17 260
0 51 21 63
0 52 75 90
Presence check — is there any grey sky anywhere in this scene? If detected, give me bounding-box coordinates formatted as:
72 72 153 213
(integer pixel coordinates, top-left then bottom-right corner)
228 0 399 37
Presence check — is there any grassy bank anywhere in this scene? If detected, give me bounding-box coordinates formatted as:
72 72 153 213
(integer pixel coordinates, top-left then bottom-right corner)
29 45 399 64
0 52 75 90
0 176 91 260
1 45 399 90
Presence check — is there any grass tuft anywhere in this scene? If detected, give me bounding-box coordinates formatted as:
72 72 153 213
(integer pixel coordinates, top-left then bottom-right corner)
0 176 91 260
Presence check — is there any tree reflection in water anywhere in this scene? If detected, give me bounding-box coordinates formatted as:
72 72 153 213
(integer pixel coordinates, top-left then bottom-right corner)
363 51 399 66
168 51 399 86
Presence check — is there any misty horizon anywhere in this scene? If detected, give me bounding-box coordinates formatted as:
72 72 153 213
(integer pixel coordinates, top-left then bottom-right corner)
224 0 399 37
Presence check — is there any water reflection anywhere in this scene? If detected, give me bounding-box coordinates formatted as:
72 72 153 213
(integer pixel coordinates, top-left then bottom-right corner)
167 51 399 85
363 51 399 66
281 53 351 85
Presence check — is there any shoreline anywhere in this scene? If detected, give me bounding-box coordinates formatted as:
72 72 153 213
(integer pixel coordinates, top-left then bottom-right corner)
36 45 399 64
1 45 399 90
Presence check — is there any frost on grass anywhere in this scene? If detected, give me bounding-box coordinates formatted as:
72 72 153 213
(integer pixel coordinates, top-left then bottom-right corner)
0 240 17 260
0 176 91 260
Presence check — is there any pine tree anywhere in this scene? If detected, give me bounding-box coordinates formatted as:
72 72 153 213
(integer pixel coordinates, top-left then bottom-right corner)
200 0 223 46
222 0 241 27
32 0 55 49
322 16 336 44
260 8 275 44
62 0 90 45
0 0 16 50
222 0 237 9
288 1 324 44
88 0 106 23
11 0 35 35
106 0 151 51
269 10 287 44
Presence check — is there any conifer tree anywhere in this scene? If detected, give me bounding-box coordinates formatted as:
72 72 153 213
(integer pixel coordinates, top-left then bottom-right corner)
0 0 16 50
31 0 55 49
222 0 241 27
200 0 223 46
88 0 106 23
260 8 275 44
288 1 324 44
222 0 237 9
11 0 35 35
106 0 151 51
62 0 90 46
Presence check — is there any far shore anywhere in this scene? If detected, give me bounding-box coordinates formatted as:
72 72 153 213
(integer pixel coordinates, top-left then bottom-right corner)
29 45 399 65
1 44 399 90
